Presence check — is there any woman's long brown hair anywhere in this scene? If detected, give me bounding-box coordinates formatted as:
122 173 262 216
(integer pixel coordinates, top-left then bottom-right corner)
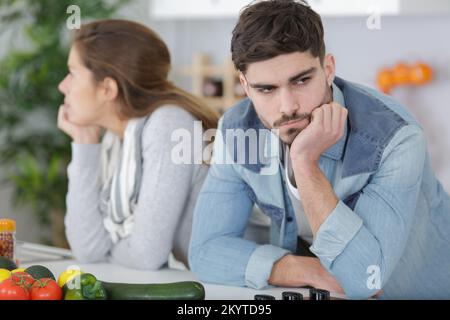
74 19 219 130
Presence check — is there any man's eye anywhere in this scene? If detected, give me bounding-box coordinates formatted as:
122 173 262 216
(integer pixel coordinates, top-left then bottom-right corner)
257 87 273 94
294 77 310 85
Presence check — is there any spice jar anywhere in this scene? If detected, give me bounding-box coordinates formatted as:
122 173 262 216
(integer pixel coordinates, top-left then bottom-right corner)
0 219 16 260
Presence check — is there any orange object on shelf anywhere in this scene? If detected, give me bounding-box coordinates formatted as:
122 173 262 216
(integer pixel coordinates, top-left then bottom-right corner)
376 61 433 94
410 62 433 85
393 63 410 85
377 68 395 94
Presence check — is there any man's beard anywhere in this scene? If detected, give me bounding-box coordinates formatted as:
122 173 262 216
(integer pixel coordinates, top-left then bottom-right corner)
273 84 333 145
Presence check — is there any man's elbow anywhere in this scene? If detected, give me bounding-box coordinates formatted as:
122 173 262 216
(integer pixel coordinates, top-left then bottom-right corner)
338 273 386 300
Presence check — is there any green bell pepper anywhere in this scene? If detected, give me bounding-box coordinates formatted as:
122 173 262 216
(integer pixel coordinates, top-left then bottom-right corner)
63 273 107 300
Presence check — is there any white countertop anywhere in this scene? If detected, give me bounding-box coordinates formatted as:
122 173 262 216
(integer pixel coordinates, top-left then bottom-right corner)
18 242 346 300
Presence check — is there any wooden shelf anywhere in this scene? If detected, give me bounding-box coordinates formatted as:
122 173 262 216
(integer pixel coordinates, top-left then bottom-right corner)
178 53 246 113
179 66 224 77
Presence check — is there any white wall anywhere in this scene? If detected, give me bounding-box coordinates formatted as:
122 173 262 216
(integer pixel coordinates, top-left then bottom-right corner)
145 14 450 192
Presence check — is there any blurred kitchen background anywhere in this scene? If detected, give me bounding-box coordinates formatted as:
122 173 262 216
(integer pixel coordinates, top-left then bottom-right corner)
0 0 449 246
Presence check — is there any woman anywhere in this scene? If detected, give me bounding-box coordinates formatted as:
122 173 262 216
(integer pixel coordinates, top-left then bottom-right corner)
57 19 219 270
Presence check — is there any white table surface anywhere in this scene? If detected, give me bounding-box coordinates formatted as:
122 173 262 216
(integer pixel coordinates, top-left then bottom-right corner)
18 243 346 300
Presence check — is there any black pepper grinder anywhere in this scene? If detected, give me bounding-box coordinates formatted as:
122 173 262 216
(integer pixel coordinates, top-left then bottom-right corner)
309 288 330 300
282 291 304 300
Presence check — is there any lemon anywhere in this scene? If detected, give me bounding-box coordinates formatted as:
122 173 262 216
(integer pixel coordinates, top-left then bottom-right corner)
0 268 11 283
10 268 26 273
58 269 83 287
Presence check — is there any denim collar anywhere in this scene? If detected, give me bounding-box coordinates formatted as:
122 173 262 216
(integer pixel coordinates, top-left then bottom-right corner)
220 76 407 178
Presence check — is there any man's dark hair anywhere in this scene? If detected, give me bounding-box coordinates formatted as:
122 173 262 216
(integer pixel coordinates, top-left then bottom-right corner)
231 0 325 73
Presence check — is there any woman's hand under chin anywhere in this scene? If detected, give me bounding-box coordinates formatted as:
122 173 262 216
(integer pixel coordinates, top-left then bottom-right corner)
57 105 101 144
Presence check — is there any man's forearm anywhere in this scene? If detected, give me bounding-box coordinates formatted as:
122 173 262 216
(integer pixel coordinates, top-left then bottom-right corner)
291 158 339 236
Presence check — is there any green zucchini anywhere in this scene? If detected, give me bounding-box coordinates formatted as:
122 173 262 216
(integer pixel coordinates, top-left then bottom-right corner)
100 281 205 300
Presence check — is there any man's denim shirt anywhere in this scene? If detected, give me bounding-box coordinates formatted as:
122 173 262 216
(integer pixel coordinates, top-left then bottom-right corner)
189 77 450 299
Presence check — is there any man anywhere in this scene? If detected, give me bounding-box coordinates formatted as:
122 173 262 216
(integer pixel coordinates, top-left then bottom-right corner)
189 0 450 299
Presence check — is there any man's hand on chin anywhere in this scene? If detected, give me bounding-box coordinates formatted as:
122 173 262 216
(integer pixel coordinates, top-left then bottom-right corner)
289 102 347 164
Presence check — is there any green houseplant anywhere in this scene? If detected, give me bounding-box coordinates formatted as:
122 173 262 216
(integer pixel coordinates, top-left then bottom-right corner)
0 0 131 247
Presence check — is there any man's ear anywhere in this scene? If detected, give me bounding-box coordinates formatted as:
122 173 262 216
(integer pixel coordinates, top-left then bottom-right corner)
324 54 336 86
238 72 251 97
100 76 119 102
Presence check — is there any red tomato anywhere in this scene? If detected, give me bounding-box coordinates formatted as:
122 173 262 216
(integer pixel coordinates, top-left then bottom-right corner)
10 272 35 289
30 278 62 300
0 278 30 300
